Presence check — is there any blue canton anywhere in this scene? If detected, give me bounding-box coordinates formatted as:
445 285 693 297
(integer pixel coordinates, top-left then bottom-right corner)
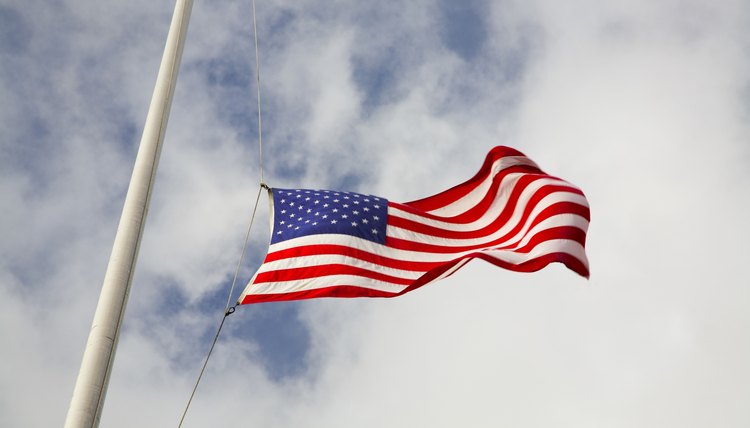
270 188 388 245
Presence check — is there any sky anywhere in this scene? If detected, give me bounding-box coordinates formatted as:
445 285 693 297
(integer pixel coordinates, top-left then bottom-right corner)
1 0 749 426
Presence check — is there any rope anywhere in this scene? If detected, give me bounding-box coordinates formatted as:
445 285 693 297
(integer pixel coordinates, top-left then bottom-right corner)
252 0 265 184
178 1 269 424
177 309 232 428
177 184 265 428
224 184 265 312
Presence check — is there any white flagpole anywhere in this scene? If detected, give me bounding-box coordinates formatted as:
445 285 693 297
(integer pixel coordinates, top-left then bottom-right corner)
64 1 194 427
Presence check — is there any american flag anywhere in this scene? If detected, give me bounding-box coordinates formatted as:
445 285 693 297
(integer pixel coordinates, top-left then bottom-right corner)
238 146 590 304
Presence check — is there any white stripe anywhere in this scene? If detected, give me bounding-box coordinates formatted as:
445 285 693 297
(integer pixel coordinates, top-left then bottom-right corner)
244 239 588 298
265 233 387 255
265 234 451 263
387 192 589 247
249 274 407 295
483 239 589 270
431 258 470 283
505 213 589 251
391 174 570 230
261 207 587 265
426 156 540 216
252 216 587 286
491 193 588 250
254 254 425 280
263 234 455 264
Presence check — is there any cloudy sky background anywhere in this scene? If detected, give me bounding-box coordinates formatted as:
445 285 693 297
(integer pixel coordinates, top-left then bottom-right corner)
2 0 749 426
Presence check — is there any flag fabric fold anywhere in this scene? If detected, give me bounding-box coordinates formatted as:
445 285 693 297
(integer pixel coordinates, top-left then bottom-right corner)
238 146 590 305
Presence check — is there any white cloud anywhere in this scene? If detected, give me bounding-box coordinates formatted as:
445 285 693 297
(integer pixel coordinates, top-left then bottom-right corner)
1 0 749 426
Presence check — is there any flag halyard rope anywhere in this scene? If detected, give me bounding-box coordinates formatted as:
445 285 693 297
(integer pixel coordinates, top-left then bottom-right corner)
177 183 264 428
178 1 268 425
252 0 265 184
177 309 230 428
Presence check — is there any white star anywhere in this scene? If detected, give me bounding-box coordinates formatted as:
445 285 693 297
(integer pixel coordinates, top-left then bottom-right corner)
362 218 369 224
342 214 348 219
353 210 359 215
374 204 380 209
281 209 286 214
371 228 378 234
290 213 295 218
333 199 340 203
312 222 318 226
373 215 380 221
332 208 338 213
343 204 349 208
363 207 370 212
322 214 328 219
353 200 360 205
323 203 329 208
280 220 286 225
331 219 337 224
277 231 282 235
307 209 312 213
351 221 358 227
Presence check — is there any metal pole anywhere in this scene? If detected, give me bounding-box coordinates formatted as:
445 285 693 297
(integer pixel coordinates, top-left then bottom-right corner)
64 0 193 426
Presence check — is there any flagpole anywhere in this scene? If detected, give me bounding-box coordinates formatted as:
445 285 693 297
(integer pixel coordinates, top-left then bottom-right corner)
64 1 193 427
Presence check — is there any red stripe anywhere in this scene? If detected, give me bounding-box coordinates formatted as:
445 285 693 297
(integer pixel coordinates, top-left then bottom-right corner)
392 166 545 223
240 285 400 304
255 263 414 285
253 228 588 297
241 248 589 304
498 226 588 253
483 200 590 251
490 204 590 251
394 250 589 297
259 222 586 283
474 251 590 278
389 184 586 239
403 146 534 212
387 201 589 254
263 244 445 272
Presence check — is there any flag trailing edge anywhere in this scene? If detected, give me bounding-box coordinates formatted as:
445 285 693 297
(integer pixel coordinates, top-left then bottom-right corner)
238 146 590 305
